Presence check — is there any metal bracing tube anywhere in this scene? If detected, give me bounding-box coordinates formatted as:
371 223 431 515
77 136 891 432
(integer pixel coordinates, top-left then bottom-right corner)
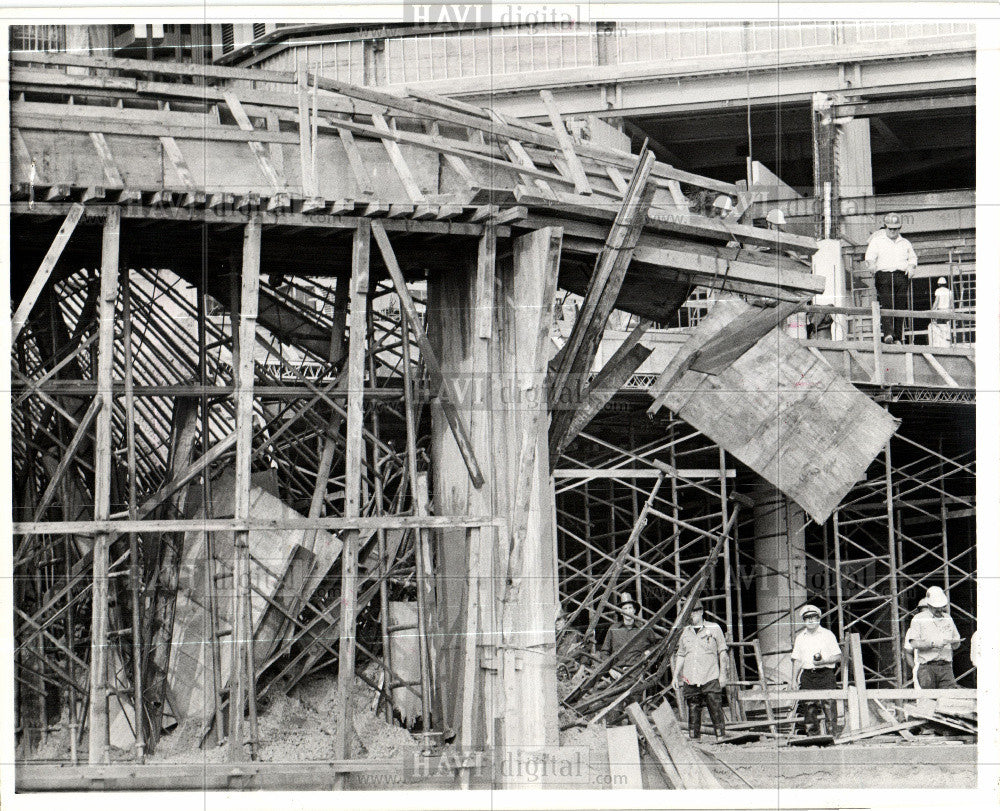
883 442 903 687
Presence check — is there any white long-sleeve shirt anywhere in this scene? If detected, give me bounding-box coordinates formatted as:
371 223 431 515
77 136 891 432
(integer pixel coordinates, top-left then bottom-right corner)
865 230 918 276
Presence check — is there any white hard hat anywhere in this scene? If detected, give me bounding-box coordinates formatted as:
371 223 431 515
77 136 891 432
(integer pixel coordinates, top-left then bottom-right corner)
713 195 734 212
936 277 947 286
925 586 948 608
917 597 930 609
800 604 821 620
620 591 634 605
765 209 787 226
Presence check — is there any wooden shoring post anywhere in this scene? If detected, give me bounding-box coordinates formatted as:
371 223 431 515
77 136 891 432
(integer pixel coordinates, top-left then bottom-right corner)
370 220 485 489
333 223 371 779
883 441 903 687
31 395 102 522
849 632 871 729
121 270 145 762
228 217 262 762
400 300 435 755
198 282 226 746
88 206 119 765
366 305 394 723
12 203 85 343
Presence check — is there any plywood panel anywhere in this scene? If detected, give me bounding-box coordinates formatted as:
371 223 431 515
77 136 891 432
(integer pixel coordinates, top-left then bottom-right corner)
652 299 898 523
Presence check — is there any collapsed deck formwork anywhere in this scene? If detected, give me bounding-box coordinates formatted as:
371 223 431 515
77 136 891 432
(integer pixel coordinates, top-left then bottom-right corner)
9 53 976 787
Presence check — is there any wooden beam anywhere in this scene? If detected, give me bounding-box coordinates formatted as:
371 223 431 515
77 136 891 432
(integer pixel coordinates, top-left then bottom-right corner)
336 127 375 196
159 136 197 190
849 632 871 730
548 145 656 447
228 218 262 761
334 224 371 776
649 703 722 789
223 92 285 191
605 724 643 789
89 132 124 188
11 203 85 343
88 206 119 765
371 113 426 204
370 220 485 489
626 702 683 789
31 395 102 522
551 321 652 465
538 90 592 195
923 352 959 388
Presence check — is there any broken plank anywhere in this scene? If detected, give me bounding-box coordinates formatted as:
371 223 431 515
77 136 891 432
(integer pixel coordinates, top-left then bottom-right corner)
833 720 922 744
370 220 484 489
649 702 722 789
626 702 683 789
688 300 807 376
605 724 643 789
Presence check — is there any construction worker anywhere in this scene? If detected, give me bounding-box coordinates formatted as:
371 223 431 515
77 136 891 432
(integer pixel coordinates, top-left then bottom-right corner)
601 591 643 671
928 277 955 347
904 586 961 688
711 194 735 219
672 598 728 741
865 212 918 344
765 208 787 231
790 605 842 736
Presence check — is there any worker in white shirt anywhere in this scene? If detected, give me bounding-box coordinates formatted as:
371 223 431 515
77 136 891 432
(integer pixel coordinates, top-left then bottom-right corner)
928 277 955 347
790 605 842 736
904 585 961 688
672 598 729 741
865 212 918 344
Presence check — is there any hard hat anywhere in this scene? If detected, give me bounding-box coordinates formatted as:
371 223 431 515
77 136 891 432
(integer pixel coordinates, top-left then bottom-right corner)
936 277 947 286
883 212 902 228
917 597 930 609
620 591 634 606
765 209 787 226
925 586 948 608
800 604 821 620
713 194 734 212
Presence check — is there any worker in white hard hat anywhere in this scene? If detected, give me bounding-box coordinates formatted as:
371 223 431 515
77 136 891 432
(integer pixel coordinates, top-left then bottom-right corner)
865 212 918 344
711 194 735 218
928 277 955 347
790 605 842 735
903 586 961 688
765 208 786 230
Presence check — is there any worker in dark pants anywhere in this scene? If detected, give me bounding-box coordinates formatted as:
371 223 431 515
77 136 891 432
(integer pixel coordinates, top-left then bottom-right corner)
865 212 918 343
672 599 728 741
904 586 961 689
791 605 842 736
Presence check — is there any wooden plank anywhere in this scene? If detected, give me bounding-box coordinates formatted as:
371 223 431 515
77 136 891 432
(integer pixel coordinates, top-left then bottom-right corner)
605 725 643 789
223 92 284 191
833 720 923 744
475 226 496 340
870 698 915 741
626 702 683 789
89 132 124 188
88 206 119 765
923 352 959 388
370 220 485 489
371 113 427 204
31 395 103 522
11 203 86 343
552 326 652 463
849 633 871 730
538 90 591 195
159 136 197 189
504 139 557 199
333 224 372 775
457 527 481 789
689 300 807 375
336 127 375 196
649 703 722 789
548 145 656 448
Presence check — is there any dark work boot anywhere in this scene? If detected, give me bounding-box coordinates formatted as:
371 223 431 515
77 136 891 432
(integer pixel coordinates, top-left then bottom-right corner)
705 694 726 740
687 702 702 739
822 701 838 736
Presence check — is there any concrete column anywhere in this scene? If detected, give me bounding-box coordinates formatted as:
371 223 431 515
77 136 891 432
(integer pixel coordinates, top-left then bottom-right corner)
752 478 808 687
